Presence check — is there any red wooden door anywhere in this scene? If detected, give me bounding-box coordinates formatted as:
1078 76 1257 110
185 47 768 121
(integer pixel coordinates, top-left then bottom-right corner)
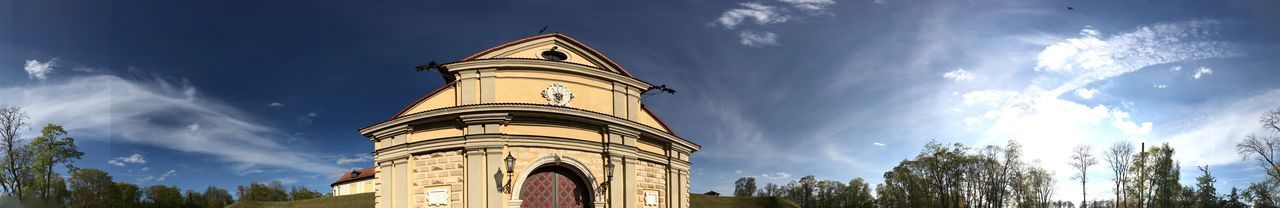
520 167 591 208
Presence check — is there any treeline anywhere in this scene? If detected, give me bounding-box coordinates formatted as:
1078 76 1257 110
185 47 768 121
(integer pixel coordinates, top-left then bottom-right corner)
0 105 327 207
727 107 1280 208
63 167 324 208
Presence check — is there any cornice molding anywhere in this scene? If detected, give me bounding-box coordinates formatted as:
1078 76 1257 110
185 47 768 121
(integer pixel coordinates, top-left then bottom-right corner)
361 103 700 152
444 58 651 90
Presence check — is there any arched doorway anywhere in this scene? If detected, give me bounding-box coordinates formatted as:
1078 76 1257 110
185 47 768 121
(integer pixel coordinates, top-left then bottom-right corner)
519 166 593 208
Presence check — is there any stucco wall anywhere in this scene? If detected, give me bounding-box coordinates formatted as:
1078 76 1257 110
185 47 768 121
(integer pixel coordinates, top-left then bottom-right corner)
493 70 614 115
412 150 467 208
333 179 375 196
401 86 458 116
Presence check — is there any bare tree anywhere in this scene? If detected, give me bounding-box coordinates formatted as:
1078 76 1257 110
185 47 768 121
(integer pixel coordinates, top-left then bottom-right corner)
1105 141 1134 208
1238 107 1280 184
1 105 30 198
1070 144 1097 208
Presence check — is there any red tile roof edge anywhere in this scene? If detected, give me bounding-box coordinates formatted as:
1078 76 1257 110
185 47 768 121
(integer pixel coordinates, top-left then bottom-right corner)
461 33 637 78
389 81 458 120
331 167 376 187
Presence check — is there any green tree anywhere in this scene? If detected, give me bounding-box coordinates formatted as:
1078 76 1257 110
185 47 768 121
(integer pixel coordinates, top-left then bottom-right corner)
1194 166 1221 207
1147 144 1181 207
845 177 874 208
236 181 288 202
1247 182 1277 208
28 123 84 201
142 185 183 208
1225 187 1248 208
111 182 142 208
183 189 204 207
68 168 113 208
202 186 234 208
289 186 323 200
734 177 757 197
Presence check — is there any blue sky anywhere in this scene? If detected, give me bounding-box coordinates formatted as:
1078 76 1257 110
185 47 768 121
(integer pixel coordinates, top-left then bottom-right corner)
3 0 1280 200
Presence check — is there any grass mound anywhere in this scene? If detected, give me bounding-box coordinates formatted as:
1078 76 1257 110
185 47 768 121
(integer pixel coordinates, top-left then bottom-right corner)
689 194 800 208
227 193 373 208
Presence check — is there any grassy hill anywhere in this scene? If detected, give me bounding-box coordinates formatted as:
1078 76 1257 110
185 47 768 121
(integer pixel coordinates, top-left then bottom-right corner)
227 193 373 208
689 194 800 208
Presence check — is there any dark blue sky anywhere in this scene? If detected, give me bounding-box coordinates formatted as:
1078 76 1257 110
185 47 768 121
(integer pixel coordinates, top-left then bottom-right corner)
3 0 1280 199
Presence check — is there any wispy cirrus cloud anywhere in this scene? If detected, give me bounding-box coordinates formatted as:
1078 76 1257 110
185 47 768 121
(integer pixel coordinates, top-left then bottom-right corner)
713 0 837 47
333 153 373 165
738 31 779 47
715 3 788 29
109 153 147 166
779 0 836 13
0 70 344 176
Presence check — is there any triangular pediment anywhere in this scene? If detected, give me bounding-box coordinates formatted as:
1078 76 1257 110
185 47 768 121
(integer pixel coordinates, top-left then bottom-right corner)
464 34 633 77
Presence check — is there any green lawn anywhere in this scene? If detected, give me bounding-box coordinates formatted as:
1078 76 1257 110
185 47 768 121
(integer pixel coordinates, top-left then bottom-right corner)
227 193 374 208
689 194 800 208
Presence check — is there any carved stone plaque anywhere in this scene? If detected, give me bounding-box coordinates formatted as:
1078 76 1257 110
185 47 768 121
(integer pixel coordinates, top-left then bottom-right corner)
427 188 448 206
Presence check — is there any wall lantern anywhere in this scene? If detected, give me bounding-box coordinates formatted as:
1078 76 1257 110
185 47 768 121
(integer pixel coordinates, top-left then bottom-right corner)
497 153 516 193
505 153 516 175
596 160 617 200
604 161 615 181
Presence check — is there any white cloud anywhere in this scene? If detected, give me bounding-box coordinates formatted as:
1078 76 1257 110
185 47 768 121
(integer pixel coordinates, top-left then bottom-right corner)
1154 84 1168 89
738 31 779 47
734 170 743 174
872 142 886 148
959 20 1240 200
1194 66 1213 79
1033 20 1239 96
716 3 788 29
943 68 976 81
760 172 792 180
779 0 836 12
108 153 147 166
1164 89 1280 167
1075 88 1098 99
0 74 344 176
188 123 200 132
334 153 373 165
267 102 285 108
24 58 57 80
1170 66 1183 71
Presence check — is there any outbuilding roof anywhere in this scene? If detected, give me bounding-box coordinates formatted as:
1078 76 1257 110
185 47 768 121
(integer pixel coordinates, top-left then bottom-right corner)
331 167 375 187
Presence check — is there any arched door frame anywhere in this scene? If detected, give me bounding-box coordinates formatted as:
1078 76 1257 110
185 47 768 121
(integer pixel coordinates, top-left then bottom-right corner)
509 154 602 208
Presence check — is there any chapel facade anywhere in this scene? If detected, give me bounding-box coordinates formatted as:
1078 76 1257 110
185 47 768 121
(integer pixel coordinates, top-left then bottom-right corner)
359 33 699 208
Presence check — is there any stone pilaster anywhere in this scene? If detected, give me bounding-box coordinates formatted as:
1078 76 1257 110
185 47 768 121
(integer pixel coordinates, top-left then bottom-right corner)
461 113 511 208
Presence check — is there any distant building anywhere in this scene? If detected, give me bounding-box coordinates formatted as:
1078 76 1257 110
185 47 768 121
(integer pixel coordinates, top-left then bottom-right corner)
331 167 375 196
359 33 700 208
